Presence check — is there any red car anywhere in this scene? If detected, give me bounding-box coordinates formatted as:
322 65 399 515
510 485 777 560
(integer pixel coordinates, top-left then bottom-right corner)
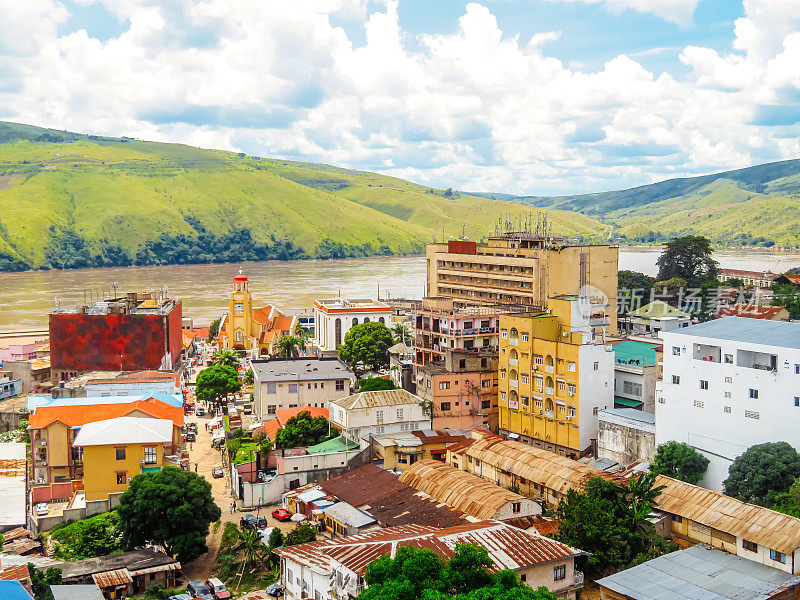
272 508 293 521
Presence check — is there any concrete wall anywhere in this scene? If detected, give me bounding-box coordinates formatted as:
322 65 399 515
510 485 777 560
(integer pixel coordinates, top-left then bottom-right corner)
255 378 350 419
0 406 25 433
597 418 655 465
31 493 122 535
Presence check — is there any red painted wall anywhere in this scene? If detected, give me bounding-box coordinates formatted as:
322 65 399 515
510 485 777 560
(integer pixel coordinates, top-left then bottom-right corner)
168 301 183 366
448 240 477 255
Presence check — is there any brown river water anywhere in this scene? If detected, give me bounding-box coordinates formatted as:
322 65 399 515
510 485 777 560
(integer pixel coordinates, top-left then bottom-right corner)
1 248 799 329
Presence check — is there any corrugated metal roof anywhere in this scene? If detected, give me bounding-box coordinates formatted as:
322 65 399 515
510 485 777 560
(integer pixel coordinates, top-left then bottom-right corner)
463 431 626 495
399 459 527 520
92 569 132 587
597 544 796 600
323 502 376 529
331 389 423 410
73 417 172 446
655 475 800 554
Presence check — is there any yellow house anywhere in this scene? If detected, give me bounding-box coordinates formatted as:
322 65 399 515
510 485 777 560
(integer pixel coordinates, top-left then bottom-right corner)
73 416 172 501
498 296 614 458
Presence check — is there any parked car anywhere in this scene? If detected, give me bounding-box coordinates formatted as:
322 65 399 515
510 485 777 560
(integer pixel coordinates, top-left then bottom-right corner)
35 503 48 516
186 581 214 600
205 578 231 600
195 406 205 416
212 465 224 478
243 404 252 415
187 422 198 433
168 594 193 600
272 508 293 522
240 513 268 529
265 583 284 597
185 431 196 443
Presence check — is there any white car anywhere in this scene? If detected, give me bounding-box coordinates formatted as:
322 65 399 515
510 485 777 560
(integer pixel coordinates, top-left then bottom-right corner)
36 503 48 516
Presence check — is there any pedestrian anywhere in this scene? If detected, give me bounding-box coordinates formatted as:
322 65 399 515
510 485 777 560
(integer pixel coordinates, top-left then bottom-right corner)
194 463 198 473
229 502 233 513
233 500 237 512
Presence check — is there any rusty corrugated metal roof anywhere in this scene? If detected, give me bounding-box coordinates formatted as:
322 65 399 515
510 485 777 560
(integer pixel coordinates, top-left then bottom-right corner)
463 431 626 494
92 569 133 587
331 389 423 410
399 459 527 520
655 475 800 554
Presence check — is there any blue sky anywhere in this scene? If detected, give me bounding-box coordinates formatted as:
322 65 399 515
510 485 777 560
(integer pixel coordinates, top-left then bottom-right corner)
1 0 798 195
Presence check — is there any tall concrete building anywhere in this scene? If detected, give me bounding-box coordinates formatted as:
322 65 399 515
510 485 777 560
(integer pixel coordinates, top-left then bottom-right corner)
425 233 619 330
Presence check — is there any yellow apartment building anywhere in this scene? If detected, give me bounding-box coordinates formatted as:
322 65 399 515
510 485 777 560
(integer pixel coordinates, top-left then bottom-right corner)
497 296 614 458
73 416 172 501
425 234 619 330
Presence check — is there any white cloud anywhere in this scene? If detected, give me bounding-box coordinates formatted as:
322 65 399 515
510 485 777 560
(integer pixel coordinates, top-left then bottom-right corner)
0 0 798 196
545 0 700 26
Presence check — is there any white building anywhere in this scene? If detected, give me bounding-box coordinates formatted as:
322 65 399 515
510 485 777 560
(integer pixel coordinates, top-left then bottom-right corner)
656 317 800 491
313 299 392 351
252 358 354 418
329 389 430 446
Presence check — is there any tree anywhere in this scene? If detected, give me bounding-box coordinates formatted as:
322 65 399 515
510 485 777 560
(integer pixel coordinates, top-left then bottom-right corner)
626 471 666 528
234 526 268 575
277 335 302 359
358 377 396 392
652 277 687 296
267 527 284 549
443 544 493 595
196 364 241 410
392 322 411 345
651 441 710 484
618 271 655 296
275 410 333 448
771 283 800 320
243 368 254 387
208 317 221 342
338 321 394 375
285 523 317 547
117 466 222 562
212 348 240 369
724 442 800 506
27 564 62 600
725 277 745 288
656 236 718 286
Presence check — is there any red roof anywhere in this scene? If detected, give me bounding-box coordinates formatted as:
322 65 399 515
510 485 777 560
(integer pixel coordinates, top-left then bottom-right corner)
720 268 777 278
234 274 248 281
29 398 184 429
717 304 789 321
0 564 31 583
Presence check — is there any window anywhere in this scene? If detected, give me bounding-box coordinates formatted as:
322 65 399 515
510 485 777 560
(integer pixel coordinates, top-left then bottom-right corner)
501 329 507 339
308 383 312 389
144 446 157 464
535 399 543 409
375 426 384 434
568 384 576 396
770 549 787 563
743 540 757 552
745 410 760 419
567 406 575 417
441 402 451 412
672 375 680 384
396 408 404 420
482 400 490 409
553 565 566 581
593 407 599 416
558 381 565 392
534 375 543 387
400 422 410 432
534 355 543 365
500 369 506 379
567 361 576 372
558 404 566 414
376 410 384 420
795 397 800 407
724 391 732 398
439 381 451 390
482 379 491 388
700 380 709 390
459 358 466 369
500 391 507 401
749 388 758 399
288 384 298 394
725 376 732 383
512 502 521 513
796 364 800 375
336 380 345 391
594 362 599 371
267 382 277 394
693 400 704 408
521 373 529 384
623 381 642 396
320 383 324 389
724 353 733 364
724 405 732 413
116 472 127 485
521 396 529 409
521 333 529 342
481 358 488 368
671 514 682 523
115 447 126 461
672 346 681 355
520 574 527 582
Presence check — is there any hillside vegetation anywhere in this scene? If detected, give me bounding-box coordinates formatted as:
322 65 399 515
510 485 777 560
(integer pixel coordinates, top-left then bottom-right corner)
499 159 800 246
0 121 608 271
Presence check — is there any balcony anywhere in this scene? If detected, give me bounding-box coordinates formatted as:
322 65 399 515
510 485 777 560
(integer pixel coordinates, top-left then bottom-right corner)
509 338 519 346
545 386 554 395
509 380 518 387
544 410 554 418
509 358 518 366
545 365 554 373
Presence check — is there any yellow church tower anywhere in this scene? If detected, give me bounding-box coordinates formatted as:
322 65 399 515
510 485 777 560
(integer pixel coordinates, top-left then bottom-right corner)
225 270 256 351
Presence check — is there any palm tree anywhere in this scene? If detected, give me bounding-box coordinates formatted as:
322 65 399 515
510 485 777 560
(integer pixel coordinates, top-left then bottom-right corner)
626 471 666 527
277 335 301 359
212 348 240 369
234 526 267 583
392 322 411 345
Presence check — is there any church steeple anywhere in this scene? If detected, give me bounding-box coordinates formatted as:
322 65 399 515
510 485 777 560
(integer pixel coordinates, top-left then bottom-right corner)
227 269 254 350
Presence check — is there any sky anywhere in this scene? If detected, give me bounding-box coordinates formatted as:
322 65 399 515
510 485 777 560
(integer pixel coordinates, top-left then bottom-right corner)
1 0 799 196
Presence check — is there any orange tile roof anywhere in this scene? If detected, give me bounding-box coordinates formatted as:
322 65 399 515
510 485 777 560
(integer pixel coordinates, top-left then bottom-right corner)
29 398 183 429
0 564 31 582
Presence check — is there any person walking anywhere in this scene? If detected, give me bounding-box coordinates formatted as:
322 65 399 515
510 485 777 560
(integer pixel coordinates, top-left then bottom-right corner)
229 502 234 513
232 500 237 512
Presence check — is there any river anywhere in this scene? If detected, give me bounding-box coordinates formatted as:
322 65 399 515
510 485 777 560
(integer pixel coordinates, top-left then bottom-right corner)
1 247 799 329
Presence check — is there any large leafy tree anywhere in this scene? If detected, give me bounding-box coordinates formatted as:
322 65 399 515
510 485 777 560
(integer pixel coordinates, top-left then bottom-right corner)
338 321 394 375
359 544 556 600
771 283 800 320
196 364 241 410
27 564 62 600
618 271 655 296
723 442 800 506
212 348 240 369
285 524 317 547
656 236 719 286
208 317 221 342
275 410 333 448
651 441 710 485
358 377 396 392
117 466 222 562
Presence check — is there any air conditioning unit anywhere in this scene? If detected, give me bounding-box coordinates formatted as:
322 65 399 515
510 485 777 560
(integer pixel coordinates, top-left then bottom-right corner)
532 365 538 371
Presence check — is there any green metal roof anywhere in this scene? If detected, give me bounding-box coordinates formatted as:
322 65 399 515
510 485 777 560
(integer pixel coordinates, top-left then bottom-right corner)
613 340 660 367
141 466 162 474
306 436 359 454
614 396 644 408
628 300 689 319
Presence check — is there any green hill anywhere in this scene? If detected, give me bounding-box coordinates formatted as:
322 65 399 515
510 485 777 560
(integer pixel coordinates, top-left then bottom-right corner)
500 159 800 246
0 121 609 271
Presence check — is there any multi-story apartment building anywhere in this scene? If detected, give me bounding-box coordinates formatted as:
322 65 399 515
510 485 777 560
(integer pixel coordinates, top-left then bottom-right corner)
656 317 800 491
415 348 499 430
425 234 619 330
313 298 392 351
412 296 526 367
497 296 614 458
330 389 430 446
612 340 661 412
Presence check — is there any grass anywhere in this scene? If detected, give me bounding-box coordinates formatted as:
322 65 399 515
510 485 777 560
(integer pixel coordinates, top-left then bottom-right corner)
233 442 258 465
